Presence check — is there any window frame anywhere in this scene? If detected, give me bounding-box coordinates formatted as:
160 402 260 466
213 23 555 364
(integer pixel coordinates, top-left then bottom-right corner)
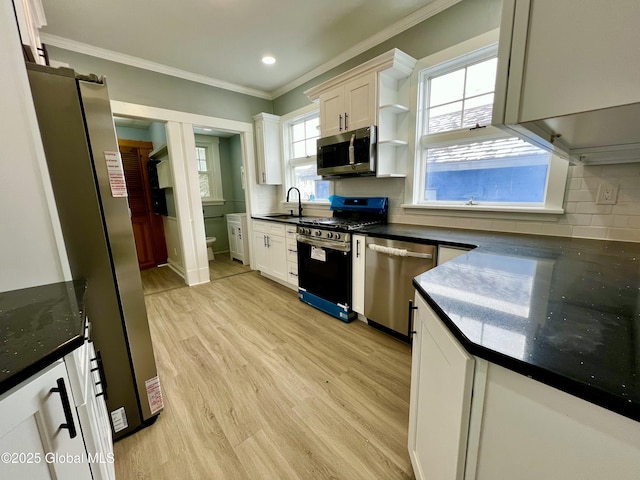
404 29 568 215
194 134 224 205
281 104 332 205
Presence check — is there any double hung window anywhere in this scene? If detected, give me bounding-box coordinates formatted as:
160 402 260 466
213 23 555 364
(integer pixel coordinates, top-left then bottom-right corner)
195 134 224 204
283 109 330 202
415 45 565 211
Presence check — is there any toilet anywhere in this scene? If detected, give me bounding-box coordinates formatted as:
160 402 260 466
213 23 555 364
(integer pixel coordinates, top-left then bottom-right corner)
206 237 216 261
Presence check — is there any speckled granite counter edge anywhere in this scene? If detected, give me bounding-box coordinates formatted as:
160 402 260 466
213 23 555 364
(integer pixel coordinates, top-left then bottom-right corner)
413 279 640 423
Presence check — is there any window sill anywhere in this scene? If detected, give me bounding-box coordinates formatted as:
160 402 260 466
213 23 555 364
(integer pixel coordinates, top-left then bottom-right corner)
202 199 225 206
402 203 564 215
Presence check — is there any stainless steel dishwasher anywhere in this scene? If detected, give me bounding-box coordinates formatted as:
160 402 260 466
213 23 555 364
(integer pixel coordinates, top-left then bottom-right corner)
365 237 435 341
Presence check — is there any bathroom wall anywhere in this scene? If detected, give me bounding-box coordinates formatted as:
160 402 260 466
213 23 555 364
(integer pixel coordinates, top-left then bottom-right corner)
202 134 247 254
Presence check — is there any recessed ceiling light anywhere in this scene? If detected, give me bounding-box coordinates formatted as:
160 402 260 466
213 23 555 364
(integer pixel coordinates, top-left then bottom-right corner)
262 56 276 65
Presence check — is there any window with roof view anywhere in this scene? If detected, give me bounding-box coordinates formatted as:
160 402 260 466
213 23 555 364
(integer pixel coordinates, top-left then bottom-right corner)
416 45 564 209
284 109 330 202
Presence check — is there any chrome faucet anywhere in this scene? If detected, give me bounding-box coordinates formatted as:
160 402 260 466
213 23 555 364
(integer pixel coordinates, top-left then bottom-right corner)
286 187 303 217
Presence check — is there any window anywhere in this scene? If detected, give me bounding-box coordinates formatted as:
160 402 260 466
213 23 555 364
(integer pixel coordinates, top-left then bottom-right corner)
283 107 330 202
414 44 566 211
194 134 224 204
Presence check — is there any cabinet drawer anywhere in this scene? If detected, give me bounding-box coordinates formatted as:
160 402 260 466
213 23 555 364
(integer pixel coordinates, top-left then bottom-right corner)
287 263 299 286
253 220 285 237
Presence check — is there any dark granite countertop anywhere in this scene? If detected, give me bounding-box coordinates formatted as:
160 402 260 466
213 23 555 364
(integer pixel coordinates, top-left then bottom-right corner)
0 280 87 396
251 214 321 225
359 223 640 422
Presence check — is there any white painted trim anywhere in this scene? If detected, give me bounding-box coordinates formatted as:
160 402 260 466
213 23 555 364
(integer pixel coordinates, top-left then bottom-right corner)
41 0 461 100
111 101 252 133
111 100 259 281
402 203 564 215
40 33 272 100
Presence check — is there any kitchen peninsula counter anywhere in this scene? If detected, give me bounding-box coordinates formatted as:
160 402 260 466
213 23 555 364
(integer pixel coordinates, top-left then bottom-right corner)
361 223 640 423
0 280 87 396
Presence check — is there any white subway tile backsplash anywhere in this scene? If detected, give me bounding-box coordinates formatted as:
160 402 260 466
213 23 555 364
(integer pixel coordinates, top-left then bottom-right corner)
590 215 614 227
566 190 596 202
568 177 582 189
572 226 609 239
575 203 613 215
607 228 640 242
563 213 592 226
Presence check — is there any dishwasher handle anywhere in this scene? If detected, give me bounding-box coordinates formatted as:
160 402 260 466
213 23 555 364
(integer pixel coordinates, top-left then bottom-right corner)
368 243 433 259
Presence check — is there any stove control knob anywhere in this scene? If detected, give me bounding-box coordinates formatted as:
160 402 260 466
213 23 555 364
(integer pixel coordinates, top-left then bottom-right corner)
314 230 322 237
326 232 333 239
334 233 341 240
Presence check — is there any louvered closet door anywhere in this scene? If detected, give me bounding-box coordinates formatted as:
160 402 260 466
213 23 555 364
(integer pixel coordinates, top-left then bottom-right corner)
120 146 156 269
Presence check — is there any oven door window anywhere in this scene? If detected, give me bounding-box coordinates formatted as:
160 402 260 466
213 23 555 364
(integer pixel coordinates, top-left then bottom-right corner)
298 242 352 306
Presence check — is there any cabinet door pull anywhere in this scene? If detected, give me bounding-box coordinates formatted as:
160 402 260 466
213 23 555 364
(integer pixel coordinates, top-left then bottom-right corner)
344 112 349 131
356 239 360 258
339 114 343 131
263 235 267 247
91 350 108 400
262 171 266 183
50 378 77 439
408 299 418 341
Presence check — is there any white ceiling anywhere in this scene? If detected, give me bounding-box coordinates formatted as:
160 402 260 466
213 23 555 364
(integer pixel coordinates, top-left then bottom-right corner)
39 0 458 100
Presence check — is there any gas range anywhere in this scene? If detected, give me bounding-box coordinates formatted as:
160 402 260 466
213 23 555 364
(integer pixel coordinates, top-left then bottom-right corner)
296 196 388 323
296 196 388 244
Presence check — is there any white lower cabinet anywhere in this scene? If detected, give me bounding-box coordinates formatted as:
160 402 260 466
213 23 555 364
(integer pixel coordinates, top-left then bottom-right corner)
0 340 115 480
227 213 249 265
408 292 474 480
409 291 640 480
253 220 287 283
285 225 299 288
0 361 93 480
351 234 366 315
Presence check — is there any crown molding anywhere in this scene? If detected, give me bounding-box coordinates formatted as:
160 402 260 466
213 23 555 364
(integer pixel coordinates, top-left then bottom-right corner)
270 0 462 99
40 0 462 102
39 33 273 100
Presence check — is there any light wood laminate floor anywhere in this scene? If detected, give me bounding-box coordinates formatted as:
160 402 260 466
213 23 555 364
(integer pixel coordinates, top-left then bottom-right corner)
118 265 414 479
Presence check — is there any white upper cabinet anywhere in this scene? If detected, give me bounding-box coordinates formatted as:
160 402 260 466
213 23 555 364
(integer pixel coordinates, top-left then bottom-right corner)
493 0 640 165
253 113 282 185
307 49 416 177
318 72 377 137
12 0 47 65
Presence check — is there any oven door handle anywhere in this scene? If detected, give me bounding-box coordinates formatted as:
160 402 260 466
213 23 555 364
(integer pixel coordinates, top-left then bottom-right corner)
368 243 433 259
296 235 351 252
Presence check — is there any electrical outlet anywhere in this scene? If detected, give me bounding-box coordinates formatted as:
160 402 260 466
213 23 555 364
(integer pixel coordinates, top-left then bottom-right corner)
596 183 618 205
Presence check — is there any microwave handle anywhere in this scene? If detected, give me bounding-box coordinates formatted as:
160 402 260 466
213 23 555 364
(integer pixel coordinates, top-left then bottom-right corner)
348 133 356 165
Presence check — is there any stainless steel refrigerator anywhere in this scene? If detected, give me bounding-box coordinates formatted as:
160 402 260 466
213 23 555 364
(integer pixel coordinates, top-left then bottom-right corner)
26 63 162 440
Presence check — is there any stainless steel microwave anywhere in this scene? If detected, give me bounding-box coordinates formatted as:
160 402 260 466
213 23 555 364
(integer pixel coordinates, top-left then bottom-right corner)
317 125 376 178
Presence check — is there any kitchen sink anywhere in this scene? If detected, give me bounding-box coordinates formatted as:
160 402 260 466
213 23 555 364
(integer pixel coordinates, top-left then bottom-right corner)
260 214 319 221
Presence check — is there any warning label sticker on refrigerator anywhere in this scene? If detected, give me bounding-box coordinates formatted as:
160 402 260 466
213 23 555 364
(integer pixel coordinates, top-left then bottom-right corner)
110 407 128 433
145 375 164 415
104 151 128 197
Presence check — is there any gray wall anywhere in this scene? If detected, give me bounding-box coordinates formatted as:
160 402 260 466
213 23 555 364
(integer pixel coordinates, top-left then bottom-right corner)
48 46 273 123
273 0 502 115
115 125 152 142
202 134 246 253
